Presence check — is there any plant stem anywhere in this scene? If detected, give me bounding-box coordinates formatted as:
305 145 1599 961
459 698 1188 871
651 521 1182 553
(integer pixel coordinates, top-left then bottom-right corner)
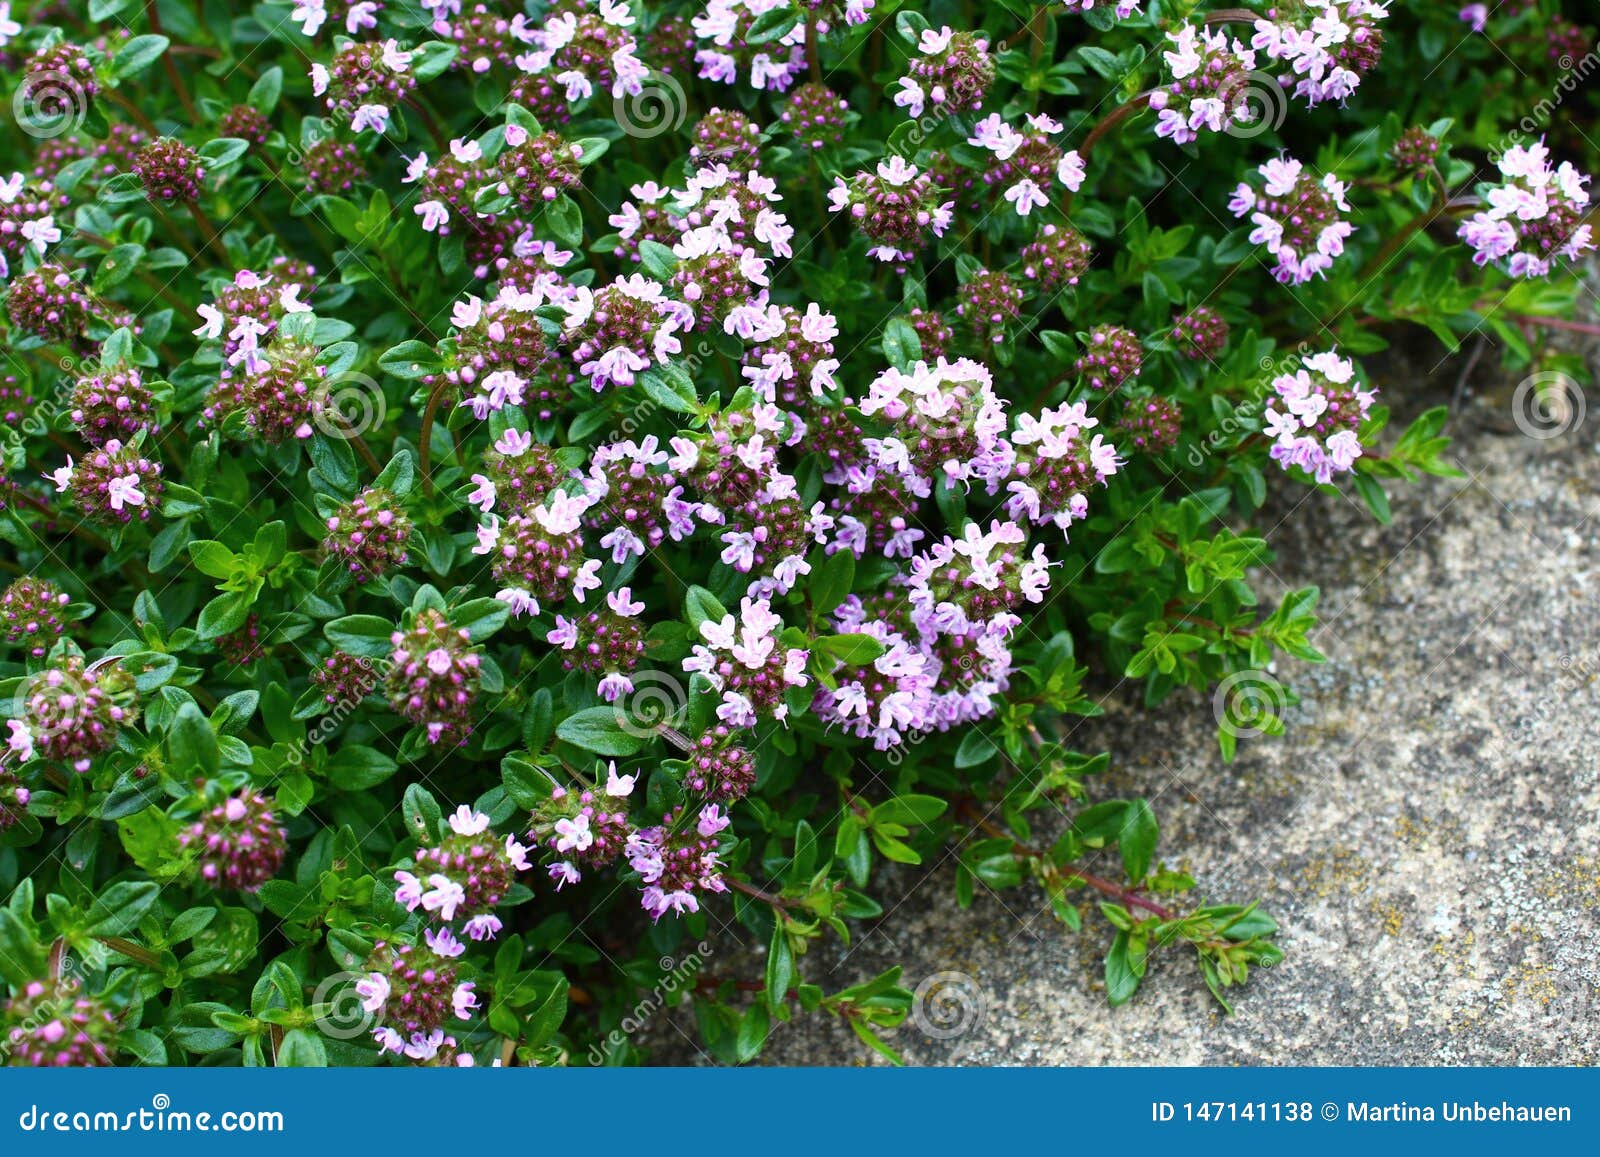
145 1 198 123
1078 92 1155 160
104 90 160 136
727 877 803 911
1203 8 1261 25
417 379 448 495
184 199 224 264
1506 313 1600 337
959 802 1178 921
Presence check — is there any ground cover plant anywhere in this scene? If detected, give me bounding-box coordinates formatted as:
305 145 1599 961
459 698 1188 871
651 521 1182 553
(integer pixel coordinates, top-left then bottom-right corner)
0 0 1595 1066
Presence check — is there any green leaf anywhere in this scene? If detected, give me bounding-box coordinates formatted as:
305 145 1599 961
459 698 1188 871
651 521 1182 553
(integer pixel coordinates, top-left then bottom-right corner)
1118 798 1158 882
747 7 800 43
807 549 854 618
684 586 728 633
187 540 239 580
93 243 145 292
451 597 510 640
377 340 443 380
325 614 395 658
197 591 251 639
1104 931 1140 1006
555 706 651 756
638 239 678 280
325 745 398 790
816 633 886 667
765 926 794 1018
639 364 700 414
168 702 221 778
198 137 249 168
545 195 583 248
83 881 160 937
402 783 442 842
112 34 170 80
881 317 922 369
248 66 283 114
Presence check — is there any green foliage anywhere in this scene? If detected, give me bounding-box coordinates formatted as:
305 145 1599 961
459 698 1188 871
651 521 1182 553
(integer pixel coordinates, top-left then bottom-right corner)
0 0 1592 1069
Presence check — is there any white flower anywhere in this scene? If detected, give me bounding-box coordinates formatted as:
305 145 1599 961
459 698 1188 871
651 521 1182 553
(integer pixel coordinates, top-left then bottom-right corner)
20 215 60 254
6 719 34 762
605 762 637 797
350 104 391 135
448 805 491 836
46 458 74 492
381 40 412 72
553 813 593 853
106 475 145 510
1004 179 1049 216
354 972 389 1014
291 0 328 38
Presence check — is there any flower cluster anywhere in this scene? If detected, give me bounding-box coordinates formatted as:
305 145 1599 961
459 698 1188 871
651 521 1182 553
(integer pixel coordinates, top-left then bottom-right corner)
385 609 481 746
1459 140 1594 278
69 366 156 444
133 138 205 203
1229 155 1353 284
13 657 139 773
693 0 809 92
895 27 994 119
2 0 1594 1069
969 112 1086 216
2 982 120 1068
1006 403 1122 533
359 931 479 1065
0 171 66 279
52 439 164 526
178 790 288 892
395 806 530 940
829 157 955 264
323 487 412 582
1262 349 1376 483
0 577 72 658
1151 25 1259 144
313 40 415 134
1253 0 1390 107
684 595 809 726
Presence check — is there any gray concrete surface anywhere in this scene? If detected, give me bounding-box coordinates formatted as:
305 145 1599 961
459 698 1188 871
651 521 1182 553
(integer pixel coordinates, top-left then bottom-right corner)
656 329 1600 1066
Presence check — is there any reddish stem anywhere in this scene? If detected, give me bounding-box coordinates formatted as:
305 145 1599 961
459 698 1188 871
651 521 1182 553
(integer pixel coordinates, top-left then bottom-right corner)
1078 93 1154 160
